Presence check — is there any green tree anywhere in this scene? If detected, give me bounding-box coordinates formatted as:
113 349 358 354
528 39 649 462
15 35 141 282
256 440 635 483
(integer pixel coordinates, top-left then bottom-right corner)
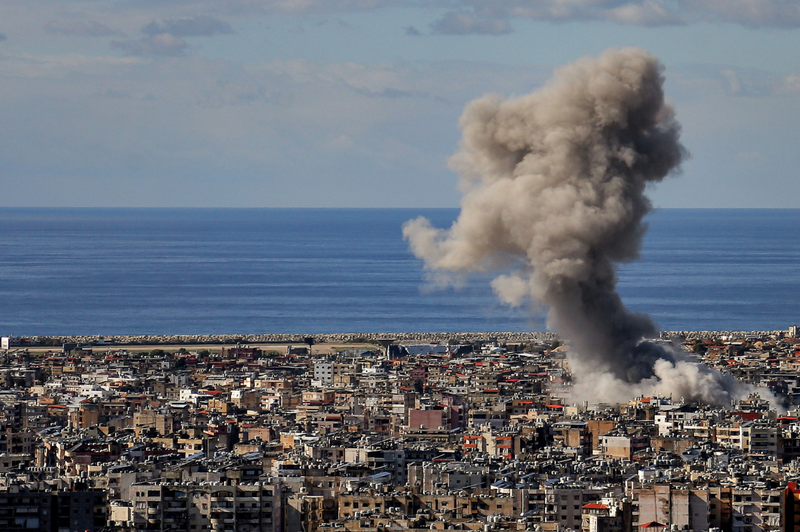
692 340 707 353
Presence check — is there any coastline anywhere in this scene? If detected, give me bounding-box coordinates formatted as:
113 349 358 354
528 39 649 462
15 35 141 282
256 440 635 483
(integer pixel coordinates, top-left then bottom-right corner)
10 329 790 347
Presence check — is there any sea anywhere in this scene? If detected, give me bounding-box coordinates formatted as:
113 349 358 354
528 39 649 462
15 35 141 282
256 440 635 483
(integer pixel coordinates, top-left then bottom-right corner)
0 208 797 336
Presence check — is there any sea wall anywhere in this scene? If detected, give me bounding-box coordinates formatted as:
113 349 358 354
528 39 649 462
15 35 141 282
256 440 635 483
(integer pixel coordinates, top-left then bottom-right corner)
28 329 789 346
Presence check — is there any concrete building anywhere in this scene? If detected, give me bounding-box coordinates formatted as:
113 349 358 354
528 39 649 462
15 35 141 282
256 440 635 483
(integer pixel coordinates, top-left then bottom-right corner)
131 481 281 532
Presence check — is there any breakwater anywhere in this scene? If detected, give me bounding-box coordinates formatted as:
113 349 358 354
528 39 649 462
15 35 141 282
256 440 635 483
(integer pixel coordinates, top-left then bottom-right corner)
25 329 790 346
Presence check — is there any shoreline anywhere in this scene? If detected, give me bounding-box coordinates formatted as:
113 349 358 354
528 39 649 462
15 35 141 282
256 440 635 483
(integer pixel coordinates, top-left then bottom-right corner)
6 329 791 347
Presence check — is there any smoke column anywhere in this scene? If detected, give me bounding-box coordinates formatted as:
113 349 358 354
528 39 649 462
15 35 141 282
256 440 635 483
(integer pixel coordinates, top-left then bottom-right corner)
404 48 762 406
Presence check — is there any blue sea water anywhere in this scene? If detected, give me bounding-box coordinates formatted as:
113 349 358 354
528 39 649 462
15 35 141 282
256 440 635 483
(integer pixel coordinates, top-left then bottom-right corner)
0 208 797 336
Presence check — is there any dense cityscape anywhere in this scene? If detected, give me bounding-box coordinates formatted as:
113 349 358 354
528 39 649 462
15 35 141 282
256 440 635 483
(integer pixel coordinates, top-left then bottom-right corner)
0 329 800 532
3 3 798 532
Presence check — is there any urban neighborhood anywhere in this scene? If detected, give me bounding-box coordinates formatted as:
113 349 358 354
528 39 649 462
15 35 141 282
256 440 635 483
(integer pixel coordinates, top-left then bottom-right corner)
1 329 800 532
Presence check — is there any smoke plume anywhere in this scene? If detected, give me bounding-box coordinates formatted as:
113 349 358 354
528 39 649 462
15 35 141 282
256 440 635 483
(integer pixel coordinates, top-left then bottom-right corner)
404 48 761 406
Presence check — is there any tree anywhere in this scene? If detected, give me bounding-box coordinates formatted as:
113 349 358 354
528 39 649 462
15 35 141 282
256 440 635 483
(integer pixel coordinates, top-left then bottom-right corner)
692 340 707 354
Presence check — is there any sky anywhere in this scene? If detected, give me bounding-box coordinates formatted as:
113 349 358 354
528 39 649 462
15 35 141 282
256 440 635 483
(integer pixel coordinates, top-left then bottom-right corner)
1 0 799 208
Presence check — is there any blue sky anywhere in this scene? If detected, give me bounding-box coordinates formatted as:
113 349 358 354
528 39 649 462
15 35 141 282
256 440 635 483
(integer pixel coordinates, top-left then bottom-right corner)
1 1 799 207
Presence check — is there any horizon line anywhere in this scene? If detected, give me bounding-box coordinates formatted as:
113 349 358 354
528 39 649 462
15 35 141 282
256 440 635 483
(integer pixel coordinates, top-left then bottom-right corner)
0 206 798 210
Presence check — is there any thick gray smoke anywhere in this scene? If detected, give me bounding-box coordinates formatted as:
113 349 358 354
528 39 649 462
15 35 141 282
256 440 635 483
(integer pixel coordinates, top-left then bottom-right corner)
404 48 763 406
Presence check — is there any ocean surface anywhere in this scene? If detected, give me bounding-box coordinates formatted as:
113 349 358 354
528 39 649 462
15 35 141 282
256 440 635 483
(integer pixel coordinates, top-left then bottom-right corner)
0 208 797 336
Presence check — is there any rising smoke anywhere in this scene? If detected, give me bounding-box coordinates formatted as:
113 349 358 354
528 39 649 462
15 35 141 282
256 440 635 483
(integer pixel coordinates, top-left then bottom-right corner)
404 48 767 407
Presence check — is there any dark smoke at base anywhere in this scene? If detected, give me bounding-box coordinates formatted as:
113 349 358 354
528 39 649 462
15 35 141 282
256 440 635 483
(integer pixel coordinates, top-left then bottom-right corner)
403 47 773 407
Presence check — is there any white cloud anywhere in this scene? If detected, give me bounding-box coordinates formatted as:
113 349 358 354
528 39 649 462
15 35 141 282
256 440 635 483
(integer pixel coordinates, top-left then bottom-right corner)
0 51 548 206
111 33 189 56
6 0 800 48
430 11 511 35
779 73 800 94
716 66 800 97
141 16 234 37
108 15 234 57
687 0 800 28
719 68 743 95
44 19 121 37
438 0 800 29
604 1 684 26
736 150 762 162
322 134 355 151
2 0 799 207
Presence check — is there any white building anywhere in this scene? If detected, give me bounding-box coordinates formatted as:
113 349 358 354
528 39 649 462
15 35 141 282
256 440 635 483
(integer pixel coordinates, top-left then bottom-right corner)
313 361 334 385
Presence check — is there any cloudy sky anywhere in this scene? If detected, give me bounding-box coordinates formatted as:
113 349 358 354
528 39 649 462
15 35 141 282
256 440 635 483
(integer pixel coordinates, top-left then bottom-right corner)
1 0 799 207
